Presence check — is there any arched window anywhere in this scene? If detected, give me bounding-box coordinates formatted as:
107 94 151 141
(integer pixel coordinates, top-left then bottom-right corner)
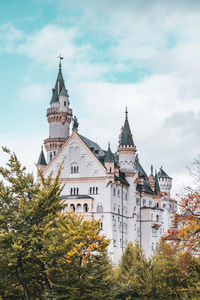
97 205 103 213
96 187 98 194
73 188 76 195
110 167 112 173
117 190 120 197
151 213 153 220
77 188 79 195
71 164 79 173
70 188 73 195
93 187 95 194
76 203 81 212
83 203 89 212
89 187 92 194
70 204 75 211
156 215 159 222
50 152 52 162
64 101 66 106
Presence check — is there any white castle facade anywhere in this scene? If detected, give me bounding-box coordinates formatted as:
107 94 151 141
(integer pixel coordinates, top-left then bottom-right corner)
37 60 177 263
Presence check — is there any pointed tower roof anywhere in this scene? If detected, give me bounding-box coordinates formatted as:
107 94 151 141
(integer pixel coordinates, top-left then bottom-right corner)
50 56 66 104
157 167 172 179
37 146 47 166
104 143 115 162
119 108 134 146
60 85 68 97
155 171 160 193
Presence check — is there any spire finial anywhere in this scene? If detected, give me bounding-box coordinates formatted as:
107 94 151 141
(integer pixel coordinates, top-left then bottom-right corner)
108 142 110 148
57 54 64 70
41 145 43 151
125 106 128 119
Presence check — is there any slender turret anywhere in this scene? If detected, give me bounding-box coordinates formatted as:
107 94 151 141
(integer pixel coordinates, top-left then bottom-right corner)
157 167 172 195
37 146 47 172
44 57 72 163
118 108 136 173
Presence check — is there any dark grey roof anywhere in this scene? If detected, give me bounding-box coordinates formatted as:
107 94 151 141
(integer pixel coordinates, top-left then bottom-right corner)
60 85 68 97
78 134 105 159
134 158 147 178
120 117 134 147
37 147 47 166
61 195 93 199
115 173 129 186
155 173 160 193
158 167 172 179
50 63 65 104
136 178 159 195
104 143 115 162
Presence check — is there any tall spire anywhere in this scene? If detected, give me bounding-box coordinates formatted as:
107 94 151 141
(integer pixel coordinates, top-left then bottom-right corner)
125 106 128 119
119 108 134 146
104 142 115 162
57 54 63 71
157 167 172 179
37 145 47 166
50 55 65 104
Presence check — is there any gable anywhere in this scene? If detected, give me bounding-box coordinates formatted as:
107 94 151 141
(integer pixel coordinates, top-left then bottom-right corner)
43 132 106 179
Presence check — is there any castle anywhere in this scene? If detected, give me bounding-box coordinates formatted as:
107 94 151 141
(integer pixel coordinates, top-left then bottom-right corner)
37 59 177 263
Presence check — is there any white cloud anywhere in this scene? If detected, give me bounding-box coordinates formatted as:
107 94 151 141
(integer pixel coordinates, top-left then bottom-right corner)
0 133 44 179
0 23 25 53
18 24 87 68
2 1 200 196
69 72 200 195
18 82 51 103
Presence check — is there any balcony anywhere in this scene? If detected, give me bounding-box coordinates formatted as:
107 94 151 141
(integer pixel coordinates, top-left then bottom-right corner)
151 222 161 229
46 107 72 117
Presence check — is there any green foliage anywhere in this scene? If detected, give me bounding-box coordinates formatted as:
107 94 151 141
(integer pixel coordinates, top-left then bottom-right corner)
114 242 153 299
0 148 112 299
0 148 199 299
151 241 200 299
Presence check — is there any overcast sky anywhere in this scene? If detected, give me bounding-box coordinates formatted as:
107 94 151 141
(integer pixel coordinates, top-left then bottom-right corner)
1 0 200 194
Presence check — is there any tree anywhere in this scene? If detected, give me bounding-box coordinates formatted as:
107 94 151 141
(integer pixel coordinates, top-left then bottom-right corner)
164 192 200 256
114 242 152 299
152 240 200 299
47 212 113 299
0 147 113 299
0 147 64 299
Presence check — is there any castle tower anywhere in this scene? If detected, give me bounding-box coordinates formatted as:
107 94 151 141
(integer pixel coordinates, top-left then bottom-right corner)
44 57 72 163
37 146 47 172
118 108 137 173
104 143 115 184
157 167 172 195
